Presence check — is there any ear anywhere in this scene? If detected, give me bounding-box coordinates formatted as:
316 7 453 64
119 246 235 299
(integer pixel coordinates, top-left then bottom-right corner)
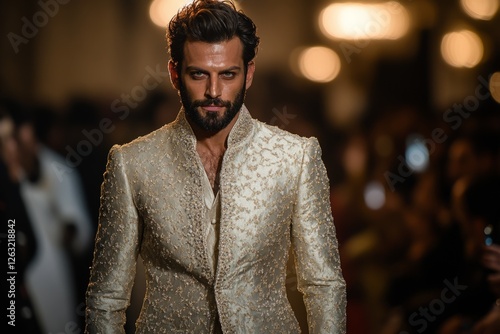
245 61 256 89
168 60 180 90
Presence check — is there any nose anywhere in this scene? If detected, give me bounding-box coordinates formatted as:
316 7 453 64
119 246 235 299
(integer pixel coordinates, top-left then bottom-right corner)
205 76 222 99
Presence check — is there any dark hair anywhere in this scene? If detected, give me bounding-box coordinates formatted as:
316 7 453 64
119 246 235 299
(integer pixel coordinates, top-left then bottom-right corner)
167 0 259 71
0 97 33 128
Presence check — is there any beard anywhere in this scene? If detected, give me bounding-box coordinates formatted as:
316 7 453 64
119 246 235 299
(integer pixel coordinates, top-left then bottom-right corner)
180 79 246 133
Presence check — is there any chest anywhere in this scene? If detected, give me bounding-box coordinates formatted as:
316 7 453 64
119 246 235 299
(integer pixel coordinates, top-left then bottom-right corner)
197 149 224 191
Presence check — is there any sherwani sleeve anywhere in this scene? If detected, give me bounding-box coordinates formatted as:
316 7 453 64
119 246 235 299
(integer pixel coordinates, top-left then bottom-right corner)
85 145 141 334
291 137 347 334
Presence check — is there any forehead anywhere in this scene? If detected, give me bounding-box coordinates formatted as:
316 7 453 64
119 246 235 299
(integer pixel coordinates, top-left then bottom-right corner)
182 37 244 69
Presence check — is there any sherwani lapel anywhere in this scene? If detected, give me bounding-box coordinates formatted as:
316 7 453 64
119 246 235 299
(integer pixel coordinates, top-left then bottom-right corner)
171 111 214 285
170 106 255 287
216 107 255 286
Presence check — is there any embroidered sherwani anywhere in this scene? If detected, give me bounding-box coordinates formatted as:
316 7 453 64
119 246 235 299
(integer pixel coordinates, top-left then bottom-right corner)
85 105 346 333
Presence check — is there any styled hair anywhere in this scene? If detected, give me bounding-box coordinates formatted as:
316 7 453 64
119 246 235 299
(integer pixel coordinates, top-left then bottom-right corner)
167 0 259 71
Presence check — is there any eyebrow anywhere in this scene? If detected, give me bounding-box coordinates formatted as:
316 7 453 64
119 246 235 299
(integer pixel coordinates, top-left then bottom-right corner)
185 65 242 73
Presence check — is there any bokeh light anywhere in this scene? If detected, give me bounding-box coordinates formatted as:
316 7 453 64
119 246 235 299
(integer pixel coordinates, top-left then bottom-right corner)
364 181 386 210
405 136 430 173
319 1 410 40
440 30 484 68
491 72 500 103
149 0 241 28
460 0 499 20
149 0 190 28
298 46 341 83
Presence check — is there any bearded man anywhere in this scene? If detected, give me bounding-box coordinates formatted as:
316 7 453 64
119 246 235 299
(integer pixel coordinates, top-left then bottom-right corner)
85 1 346 333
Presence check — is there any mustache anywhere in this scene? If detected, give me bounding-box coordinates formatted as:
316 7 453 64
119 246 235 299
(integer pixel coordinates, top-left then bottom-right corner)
192 98 231 108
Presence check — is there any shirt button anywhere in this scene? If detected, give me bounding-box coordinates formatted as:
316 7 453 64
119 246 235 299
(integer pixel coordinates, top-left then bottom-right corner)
211 219 217 225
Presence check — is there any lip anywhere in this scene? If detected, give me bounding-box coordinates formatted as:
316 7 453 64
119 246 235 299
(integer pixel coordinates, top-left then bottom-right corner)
201 106 224 112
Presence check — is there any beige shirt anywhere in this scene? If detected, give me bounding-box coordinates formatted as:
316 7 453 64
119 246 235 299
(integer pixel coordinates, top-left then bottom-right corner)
201 168 223 334
201 170 221 278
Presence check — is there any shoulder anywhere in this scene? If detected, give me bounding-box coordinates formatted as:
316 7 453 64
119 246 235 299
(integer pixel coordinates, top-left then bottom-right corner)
108 122 176 161
252 119 322 157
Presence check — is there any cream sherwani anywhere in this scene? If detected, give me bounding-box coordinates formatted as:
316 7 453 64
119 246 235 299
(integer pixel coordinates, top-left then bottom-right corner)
85 105 346 333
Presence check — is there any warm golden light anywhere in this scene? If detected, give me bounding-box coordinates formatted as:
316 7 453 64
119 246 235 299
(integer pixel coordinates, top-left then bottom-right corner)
149 0 189 28
461 0 499 20
149 0 241 28
298 46 341 83
319 1 410 40
440 30 484 68
491 72 500 103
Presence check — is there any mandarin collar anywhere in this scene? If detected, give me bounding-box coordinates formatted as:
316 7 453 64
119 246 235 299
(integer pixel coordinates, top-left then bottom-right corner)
174 104 254 149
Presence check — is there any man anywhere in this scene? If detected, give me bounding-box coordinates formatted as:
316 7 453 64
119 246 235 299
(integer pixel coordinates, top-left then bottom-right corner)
85 1 346 333
1 99 94 333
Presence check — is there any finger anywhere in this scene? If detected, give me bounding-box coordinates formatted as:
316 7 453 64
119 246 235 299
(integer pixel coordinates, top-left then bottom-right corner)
484 245 500 256
483 255 500 272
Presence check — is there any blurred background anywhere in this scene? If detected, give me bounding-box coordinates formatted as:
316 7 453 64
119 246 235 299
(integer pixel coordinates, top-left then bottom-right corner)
1 0 500 333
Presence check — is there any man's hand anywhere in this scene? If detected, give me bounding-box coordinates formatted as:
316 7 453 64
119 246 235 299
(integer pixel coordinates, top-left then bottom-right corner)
482 244 500 273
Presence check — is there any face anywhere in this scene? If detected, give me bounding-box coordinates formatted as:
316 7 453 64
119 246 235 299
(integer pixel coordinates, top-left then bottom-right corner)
0 118 18 164
169 37 255 133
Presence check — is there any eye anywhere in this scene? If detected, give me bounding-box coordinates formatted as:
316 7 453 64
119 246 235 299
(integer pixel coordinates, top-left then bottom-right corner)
190 71 206 79
221 72 236 79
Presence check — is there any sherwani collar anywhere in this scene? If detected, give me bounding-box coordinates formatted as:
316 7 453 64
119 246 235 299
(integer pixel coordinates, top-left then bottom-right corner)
172 104 255 150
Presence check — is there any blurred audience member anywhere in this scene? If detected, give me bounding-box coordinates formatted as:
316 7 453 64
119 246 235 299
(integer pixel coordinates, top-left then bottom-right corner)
0 98 94 333
472 243 500 334
443 130 499 204
0 106 42 333
438 174 500 334
467 175 500 334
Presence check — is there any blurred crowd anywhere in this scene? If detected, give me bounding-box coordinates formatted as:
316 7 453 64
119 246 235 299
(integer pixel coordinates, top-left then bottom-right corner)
1 84 500 333
0 90 176 333
333 100 500 334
